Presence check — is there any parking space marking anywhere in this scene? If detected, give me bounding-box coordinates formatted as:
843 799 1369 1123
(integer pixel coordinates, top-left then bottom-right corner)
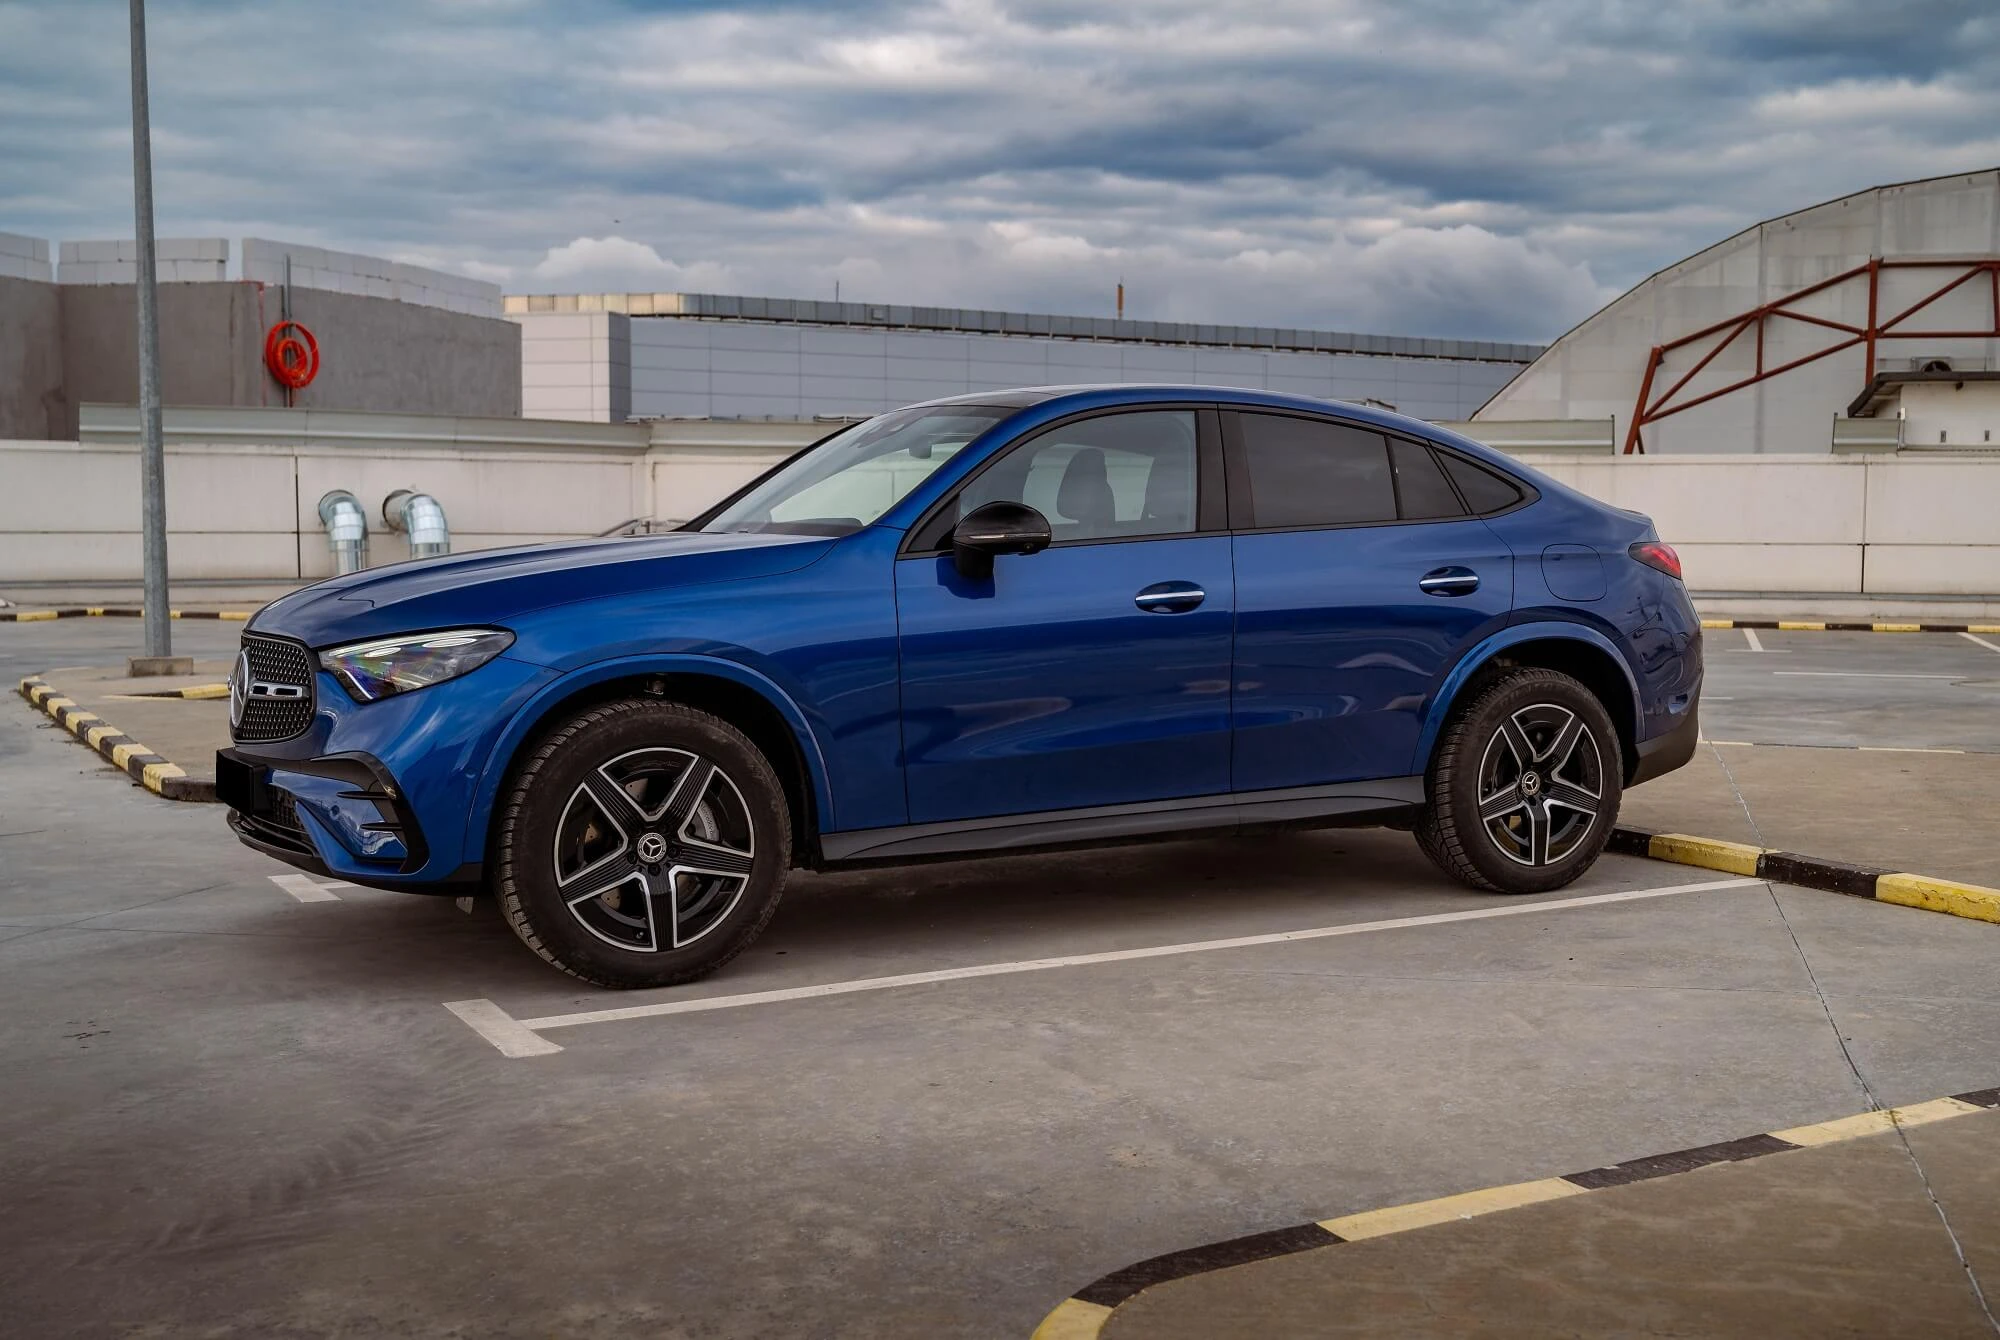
1739 628 1786 653
1772 671 1961 679
1858 746 1968 755
1963 631 2000 655
446 876 1764 1057
444 999 564 1058
268 873 353 902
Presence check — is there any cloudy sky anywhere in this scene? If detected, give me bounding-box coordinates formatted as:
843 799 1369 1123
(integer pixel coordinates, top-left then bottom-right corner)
2 0 1998 341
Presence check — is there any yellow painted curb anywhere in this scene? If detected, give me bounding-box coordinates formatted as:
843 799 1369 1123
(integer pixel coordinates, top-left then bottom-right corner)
1031 1299 1116 1340
1771 1098 1981 1147
1319 1177 1584 1241
1646 832 1766 876
1776 620 1825 630
1876 873 2000 926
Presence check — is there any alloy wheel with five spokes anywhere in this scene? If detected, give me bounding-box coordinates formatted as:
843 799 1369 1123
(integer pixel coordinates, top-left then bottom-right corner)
497 698 791 989
1415 666 1622 895
555 747 757 953
1475 704 1605 868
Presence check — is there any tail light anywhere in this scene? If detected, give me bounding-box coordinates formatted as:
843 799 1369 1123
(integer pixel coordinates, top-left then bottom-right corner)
1629 540 1683 581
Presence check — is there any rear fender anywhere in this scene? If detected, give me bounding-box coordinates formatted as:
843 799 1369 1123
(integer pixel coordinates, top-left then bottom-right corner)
1414 621 1642 774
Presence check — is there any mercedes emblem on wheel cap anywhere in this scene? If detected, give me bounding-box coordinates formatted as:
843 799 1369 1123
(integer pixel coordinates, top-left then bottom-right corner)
635 832 669 864
1520 771 1542 797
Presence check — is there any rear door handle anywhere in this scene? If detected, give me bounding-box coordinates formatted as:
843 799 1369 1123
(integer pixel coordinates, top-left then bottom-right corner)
1135 581 1206 613
1419 567 1480 596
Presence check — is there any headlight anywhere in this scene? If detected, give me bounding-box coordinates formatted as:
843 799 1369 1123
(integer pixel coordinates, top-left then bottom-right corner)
320 628 514 703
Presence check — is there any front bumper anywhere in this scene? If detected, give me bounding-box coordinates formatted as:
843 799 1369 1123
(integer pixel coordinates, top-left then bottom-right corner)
219 653 557 891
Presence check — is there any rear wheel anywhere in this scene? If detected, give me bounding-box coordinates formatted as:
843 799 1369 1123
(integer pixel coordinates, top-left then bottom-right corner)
495 698 791 989
1415 667 1620 894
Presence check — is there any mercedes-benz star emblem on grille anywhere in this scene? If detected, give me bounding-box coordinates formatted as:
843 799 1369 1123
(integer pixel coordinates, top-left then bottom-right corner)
229 649 250 730
231 646 308 733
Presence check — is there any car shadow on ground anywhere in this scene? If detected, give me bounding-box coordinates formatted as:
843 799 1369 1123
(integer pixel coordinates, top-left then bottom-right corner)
231 826 1483 1002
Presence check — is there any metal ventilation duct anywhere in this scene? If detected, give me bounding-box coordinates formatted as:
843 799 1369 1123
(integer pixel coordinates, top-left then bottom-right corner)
383 489 450 559
316 489 369 574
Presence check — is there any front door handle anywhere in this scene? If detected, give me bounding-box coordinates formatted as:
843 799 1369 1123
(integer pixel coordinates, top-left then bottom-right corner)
1135 581 1206 613
1419 567 1480 597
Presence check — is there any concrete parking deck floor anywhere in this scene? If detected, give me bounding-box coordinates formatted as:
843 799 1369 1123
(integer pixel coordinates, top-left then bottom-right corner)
4 619 1998 1338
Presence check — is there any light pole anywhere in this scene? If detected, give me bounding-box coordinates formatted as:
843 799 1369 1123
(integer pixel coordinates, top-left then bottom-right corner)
129 0 177 672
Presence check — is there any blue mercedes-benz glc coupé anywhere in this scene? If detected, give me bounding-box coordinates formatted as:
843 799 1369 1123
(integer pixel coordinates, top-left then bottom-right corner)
219 386 1701 988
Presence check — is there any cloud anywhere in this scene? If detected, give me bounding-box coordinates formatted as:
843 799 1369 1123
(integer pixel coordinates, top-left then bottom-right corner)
1 0 1997 342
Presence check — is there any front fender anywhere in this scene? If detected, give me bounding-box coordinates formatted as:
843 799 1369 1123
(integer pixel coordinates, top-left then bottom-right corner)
1412 619 1643 774
466 652 836 854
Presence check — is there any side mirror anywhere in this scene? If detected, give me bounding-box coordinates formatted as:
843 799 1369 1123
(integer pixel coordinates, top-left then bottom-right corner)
951 500 1052 579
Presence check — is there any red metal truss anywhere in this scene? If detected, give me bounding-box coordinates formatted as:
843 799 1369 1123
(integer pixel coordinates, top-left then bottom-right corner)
1624 257 2000 453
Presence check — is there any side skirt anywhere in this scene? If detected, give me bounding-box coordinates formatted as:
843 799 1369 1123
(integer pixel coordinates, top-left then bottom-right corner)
817 777 1425 868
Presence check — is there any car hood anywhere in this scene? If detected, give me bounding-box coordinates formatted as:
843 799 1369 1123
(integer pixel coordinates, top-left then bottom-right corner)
251 530 837 649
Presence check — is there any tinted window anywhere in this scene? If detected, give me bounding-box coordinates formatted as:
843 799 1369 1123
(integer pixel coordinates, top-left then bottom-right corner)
957 410 1197 544
1235 414 1396 528
1440 452 1527 515
1389 439 1465 520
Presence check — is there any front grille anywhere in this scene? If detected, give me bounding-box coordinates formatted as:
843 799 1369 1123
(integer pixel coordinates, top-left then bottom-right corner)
234 633 315 742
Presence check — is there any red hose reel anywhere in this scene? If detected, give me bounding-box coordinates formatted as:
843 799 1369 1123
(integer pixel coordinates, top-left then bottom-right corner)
263 320 320 389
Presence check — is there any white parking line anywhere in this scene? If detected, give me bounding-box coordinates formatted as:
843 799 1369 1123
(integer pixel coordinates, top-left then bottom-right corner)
1739 628 1786 653
444 999 564 1058
1772 671 1960 679
1858 746 1968 755
268 873 353 903
1962 631 2000 655
445 876 1764 1057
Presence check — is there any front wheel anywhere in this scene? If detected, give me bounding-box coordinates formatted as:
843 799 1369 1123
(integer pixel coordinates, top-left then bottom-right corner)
495 698 791 989
1415 668 1621 895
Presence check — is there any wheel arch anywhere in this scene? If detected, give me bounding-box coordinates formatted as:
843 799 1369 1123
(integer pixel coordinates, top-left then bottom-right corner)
1418 623 1643 782
470 656 834 869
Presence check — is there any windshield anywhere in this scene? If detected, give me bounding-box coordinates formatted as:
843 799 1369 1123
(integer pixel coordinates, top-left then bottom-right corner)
699 405 1013 536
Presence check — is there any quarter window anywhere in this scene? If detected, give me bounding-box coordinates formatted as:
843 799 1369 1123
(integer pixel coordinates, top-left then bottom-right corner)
1234 413 1397 528
1440 452 1527 515
956 410 1198 544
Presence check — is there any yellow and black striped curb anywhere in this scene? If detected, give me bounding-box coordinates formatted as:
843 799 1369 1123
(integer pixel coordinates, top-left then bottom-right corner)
16 675 215 802
1609 826 2000 926
0 607 252 622
1699 618 2000 633
1032 1085 2000 1338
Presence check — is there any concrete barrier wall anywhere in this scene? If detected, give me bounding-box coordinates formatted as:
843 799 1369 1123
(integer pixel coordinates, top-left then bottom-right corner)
1515 452 2000 595
2 406 1996 595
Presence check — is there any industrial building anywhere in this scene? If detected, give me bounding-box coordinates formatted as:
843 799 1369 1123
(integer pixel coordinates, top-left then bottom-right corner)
506 292 1542 424
1476 169 2000 453
0 234 519 439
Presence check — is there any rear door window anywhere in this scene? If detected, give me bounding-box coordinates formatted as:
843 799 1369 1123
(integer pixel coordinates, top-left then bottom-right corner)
1231 414 1396 529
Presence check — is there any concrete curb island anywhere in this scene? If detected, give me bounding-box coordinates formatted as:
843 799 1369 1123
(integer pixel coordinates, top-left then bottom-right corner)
1031 1085 2000 1339
15 675 214 802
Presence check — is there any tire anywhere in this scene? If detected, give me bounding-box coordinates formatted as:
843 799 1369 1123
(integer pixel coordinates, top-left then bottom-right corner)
1415 667 1622 895
495 698 792 989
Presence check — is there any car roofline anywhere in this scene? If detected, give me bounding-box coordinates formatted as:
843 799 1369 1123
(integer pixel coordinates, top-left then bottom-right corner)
905 384 1522 472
